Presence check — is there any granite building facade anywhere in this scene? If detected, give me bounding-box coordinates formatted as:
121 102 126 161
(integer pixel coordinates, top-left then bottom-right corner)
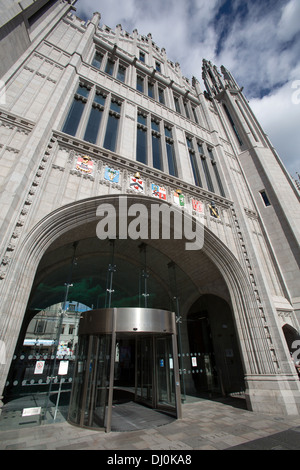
0 0 300 428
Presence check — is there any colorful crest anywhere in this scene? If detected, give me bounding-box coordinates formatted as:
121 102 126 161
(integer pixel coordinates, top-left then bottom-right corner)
151 183 167 200
104 166 120 183
209 203 219 218
76 155 93 174
192 199 204 213
130 176 144 192
173 191 184 206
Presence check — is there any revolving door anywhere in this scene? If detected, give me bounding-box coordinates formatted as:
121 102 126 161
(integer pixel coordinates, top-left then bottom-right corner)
68 308 182 432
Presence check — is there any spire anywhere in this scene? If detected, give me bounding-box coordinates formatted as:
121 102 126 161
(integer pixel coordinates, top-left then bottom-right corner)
202 60 244 98
202 59 225 97
90 11 101 28
221 65 241 92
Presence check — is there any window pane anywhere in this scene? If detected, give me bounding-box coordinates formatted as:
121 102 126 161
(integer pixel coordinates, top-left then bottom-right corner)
83 106 103 144
62 97 85 136
103 114 119 152
165 127 172 139
77 84 90 98
117 66 126 82
152 134 162 170
260 191 271 206
212 164 225 196
138 114 147 126
136 127 147 164
186 138 193 149
92 52 103 69
137 76 144 92
197 143 204 155
201 158 214 192
192 108 199 123
148 82 154 98
151 121 159 132
190 153 202 187
223 104 243 146
158 88 165 104
94 93 106 106
184 102 190 119
105 59 114 75
174 96 181 113
111 101 121 113
166 141 177 177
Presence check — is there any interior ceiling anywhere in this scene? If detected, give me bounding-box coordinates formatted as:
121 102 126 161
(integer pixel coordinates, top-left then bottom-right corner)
27 219 229 316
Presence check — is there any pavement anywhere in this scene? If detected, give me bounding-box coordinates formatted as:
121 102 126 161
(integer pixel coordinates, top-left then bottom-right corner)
0 395 300 451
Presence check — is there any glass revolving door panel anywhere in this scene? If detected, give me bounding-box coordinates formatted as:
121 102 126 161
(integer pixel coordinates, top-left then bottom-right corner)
68 308 181 431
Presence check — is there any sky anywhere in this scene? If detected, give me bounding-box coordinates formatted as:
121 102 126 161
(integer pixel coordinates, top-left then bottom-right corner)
75 0 300 179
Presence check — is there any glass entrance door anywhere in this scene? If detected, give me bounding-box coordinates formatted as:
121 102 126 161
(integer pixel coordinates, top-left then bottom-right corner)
155 335 176 411
68 308 182 431
135 334 176 414
136 336 153 405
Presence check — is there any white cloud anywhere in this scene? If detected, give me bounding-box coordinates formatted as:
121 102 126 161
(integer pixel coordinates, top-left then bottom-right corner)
278 0 300 41
250 81 300 177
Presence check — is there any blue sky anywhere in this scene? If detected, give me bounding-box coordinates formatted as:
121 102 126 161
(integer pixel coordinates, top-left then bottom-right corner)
75 0 300 179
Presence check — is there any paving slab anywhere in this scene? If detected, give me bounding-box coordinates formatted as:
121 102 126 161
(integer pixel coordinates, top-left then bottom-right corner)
0 397 300 451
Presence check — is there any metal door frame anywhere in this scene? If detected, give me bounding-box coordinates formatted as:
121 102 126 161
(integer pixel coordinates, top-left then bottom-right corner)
73 308 182 432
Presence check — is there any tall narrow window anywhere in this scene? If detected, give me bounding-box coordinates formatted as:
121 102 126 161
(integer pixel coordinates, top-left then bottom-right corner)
117 65 126 82
151 120 162 170
198 143 214 192
103 99 121 152
83 92 106 144
187 137 202 187
92 52 103 69
260 190 271 207
105 59 115 76
192 107 199 124
174 95 181 114
158 88 165 105
148 81 154 98
184 102 190 120
208 148 225 197
137 75 144 93
62 84 90 136
201 157 214 192
136 113 147 164
223 104 243 146
139 51 145 62
165 126 177 177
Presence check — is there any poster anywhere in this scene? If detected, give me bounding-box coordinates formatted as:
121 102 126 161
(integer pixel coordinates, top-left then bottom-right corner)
58 360 69 375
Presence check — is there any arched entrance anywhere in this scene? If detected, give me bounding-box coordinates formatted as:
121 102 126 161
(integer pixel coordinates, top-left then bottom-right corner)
3 194 294 427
